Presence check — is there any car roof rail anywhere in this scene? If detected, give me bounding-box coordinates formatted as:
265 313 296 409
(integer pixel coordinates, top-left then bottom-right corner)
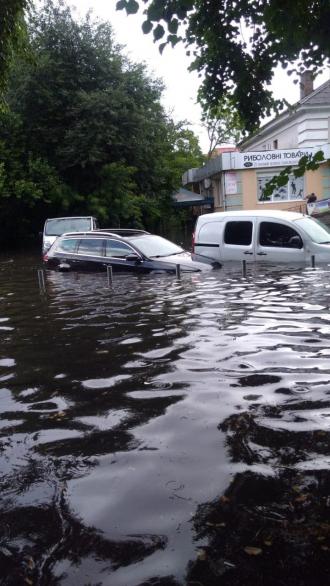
94 228 150 236
61 231 105 237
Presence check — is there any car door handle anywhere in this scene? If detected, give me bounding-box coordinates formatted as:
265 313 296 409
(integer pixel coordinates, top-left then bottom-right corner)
244 251 253 255
257 252 267 256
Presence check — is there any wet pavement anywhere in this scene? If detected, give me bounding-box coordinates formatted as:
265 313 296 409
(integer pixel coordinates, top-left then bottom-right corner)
0 252 329 585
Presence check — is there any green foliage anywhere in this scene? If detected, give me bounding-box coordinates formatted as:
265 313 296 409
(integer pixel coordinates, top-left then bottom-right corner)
0 0 30 100
0 0 203 243
263 150 326 198
202 99 245 158
117 0 330 132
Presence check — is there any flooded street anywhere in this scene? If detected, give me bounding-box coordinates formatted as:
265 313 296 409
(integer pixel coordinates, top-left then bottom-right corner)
0 252 329 585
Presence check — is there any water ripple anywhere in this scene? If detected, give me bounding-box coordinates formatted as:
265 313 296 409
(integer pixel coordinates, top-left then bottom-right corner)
0 255 330 584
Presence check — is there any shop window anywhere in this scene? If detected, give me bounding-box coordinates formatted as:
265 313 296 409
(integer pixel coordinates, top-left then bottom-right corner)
258 173 304 202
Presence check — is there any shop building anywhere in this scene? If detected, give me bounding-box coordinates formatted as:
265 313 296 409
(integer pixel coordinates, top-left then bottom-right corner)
183 73 330 213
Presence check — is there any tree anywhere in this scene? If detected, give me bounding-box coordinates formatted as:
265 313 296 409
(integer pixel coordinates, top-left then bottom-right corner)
0 0 30 100
0 108 69 241
0 0 204 241
202 100 244 159
117 0 330 132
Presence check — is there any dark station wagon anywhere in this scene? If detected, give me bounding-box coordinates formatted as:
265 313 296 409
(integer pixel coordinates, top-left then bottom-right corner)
43 229 218 273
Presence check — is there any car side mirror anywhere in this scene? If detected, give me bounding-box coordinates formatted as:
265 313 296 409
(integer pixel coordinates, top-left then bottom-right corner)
125 254 142 262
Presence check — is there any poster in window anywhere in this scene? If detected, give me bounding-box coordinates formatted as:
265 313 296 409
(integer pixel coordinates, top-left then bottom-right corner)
258 174 304 202
225 172 238 194
288 175 304 200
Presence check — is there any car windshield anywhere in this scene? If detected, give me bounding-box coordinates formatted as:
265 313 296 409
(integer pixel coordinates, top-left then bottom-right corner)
45 218 91 236
294 216 330 243
129 235 184 257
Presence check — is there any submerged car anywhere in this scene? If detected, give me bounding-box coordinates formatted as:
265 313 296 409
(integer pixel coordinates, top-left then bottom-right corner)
43 229 218 273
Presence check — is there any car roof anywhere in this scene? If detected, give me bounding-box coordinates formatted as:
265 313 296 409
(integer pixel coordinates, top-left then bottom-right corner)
198 210 306 221
58 229 150 240
45 216 96 221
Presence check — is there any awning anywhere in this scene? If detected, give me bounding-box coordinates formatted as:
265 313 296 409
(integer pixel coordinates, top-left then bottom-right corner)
172 188 213 208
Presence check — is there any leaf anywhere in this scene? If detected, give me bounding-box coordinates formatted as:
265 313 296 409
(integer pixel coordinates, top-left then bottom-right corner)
126 0 139 15
116 0 127 10
219 495 230 503
142 20 153 34
244 546 263 556
197 549 207 560
167 34 180 47
314 150 325 162
153 24 165 41
168 18 179 34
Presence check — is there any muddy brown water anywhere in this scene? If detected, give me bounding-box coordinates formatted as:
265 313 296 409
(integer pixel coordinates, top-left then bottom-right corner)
0 252 329 585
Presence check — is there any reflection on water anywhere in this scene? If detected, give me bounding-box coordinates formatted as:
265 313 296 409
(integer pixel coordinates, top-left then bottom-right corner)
0 253 329 585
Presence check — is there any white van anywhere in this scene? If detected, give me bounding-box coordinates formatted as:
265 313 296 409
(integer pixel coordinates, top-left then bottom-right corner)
192 210 330 264
42 216 99 254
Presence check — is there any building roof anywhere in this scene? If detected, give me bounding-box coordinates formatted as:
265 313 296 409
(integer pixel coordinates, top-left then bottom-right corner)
299 78 330 106
240 78 330 149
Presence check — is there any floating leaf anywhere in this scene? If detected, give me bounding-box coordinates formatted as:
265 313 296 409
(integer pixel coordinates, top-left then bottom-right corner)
197 548 207 560
220 495 230 503
244 546 263 556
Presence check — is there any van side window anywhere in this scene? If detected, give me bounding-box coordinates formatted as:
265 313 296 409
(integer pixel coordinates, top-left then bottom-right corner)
259 222 303 248
224 221 253 245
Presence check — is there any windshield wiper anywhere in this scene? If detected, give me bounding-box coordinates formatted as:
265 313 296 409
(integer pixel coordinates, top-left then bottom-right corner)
149 252 182 258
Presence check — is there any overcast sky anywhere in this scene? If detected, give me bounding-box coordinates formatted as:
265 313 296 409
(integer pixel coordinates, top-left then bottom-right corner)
71 0 329 153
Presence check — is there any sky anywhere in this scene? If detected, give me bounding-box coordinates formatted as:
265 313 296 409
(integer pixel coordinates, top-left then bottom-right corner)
70 0 329 153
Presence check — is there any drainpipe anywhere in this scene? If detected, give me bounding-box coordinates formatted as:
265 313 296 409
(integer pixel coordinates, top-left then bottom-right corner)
221 172 227 211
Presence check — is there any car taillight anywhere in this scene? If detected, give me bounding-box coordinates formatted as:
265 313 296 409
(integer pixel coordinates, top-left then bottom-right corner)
43 253 48 262
192 231 195 252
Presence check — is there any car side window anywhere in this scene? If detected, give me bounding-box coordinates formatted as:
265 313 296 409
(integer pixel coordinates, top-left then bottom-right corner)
259 222 303 248
224 221 253 245
56 238 80 253
105 239 134 258
77 238 104 256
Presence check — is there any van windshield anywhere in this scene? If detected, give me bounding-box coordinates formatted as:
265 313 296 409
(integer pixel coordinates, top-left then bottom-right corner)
294 216 330 243
45 218 92 236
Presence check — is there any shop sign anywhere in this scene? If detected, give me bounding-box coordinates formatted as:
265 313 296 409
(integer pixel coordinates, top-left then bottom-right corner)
222 145 328 170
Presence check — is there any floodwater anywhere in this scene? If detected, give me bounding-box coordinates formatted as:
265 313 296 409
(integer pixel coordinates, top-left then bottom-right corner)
0 252 329 586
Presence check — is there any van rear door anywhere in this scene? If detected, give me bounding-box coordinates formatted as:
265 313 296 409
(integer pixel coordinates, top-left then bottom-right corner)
194 219 223 262
221 218 255 262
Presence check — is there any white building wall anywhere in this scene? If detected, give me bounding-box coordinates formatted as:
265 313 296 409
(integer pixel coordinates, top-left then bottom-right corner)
242 121 299 152
298 112 329 147
242 107 330 152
